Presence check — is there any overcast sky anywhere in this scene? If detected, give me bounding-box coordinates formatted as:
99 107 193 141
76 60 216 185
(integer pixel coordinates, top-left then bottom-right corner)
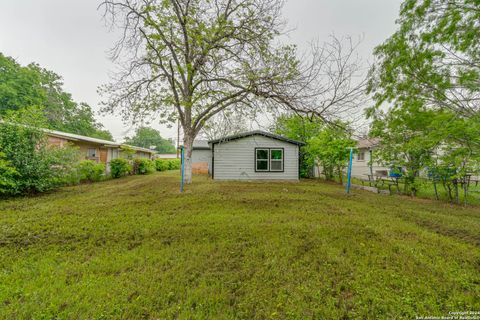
0 0 402 142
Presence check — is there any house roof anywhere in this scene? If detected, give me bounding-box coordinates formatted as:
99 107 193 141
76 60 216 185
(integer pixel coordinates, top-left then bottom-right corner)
357 138 380 149
208 130 305 146
45 129 156 154
45 128 119 147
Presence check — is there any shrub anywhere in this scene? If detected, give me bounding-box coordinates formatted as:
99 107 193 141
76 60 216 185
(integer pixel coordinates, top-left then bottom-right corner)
155 159 170 171
0 107 81 195
77 160 106 182
0 152 18 195
110 158 132 178
134 158 156 175
168 159 181 170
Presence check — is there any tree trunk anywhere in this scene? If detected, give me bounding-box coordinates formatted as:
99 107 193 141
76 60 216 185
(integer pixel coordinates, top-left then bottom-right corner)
183 134 194 184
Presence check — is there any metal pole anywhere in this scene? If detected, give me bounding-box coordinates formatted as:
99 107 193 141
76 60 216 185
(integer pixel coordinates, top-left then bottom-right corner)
180 146 185 193
346 147 354 194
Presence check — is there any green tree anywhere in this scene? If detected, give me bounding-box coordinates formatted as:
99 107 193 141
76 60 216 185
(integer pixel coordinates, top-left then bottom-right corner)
367 104 440 196
369 0 480 117
0 53 113 140
100 0 303 184
273 114 323 177
124 127 175 153
305 124 355 183
368 0 480 200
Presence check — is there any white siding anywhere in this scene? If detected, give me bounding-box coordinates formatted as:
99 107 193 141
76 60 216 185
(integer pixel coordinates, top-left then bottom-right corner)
192 149 211 164
351 148 389 178
212 135 299 180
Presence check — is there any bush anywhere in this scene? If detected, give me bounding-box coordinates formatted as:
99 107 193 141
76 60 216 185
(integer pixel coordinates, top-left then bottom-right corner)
0 152 18 195
77 160 106 182
133 158 156 175
110 158 132 178
155 159 170 171
168 159 181 170
155 159 181 171
0 107 81 195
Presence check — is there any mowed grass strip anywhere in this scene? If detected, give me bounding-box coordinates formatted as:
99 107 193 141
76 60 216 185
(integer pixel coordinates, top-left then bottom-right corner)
0 172 479 319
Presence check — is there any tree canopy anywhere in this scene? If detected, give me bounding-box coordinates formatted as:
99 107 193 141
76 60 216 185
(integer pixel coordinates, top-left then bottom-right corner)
367 0 480 201
124 127 176 153
0 53 113 140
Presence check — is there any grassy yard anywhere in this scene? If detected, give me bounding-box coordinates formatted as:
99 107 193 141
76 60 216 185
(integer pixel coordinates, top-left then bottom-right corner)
0 172 479 319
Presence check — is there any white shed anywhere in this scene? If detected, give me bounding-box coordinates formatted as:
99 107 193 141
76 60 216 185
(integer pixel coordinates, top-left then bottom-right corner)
209 131 304 180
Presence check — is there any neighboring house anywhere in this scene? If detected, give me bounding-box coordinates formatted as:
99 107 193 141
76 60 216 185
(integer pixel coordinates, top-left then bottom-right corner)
351 138 389 178
188 131 304 180
45 129 156 171
190 140 211 175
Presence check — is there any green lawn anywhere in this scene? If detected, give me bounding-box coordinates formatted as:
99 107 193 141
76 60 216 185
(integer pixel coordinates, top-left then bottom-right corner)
1 172 479 319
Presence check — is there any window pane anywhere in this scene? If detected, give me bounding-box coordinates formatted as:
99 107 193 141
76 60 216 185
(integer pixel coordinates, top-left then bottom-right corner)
256 160 268 170
256 149 269 160
270 160 283 171
271 149 283 160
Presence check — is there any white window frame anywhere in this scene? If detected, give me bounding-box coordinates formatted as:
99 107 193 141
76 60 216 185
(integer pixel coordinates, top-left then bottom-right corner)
269 149 284 172
255 148 270 171
87 148 97 158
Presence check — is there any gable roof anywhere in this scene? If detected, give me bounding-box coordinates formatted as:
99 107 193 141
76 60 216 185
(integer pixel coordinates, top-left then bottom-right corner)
357 138 380 149
208 130 305 146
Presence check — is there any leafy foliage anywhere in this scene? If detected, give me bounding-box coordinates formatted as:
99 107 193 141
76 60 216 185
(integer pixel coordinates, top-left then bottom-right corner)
155 159 170 172
77 160 106 182
133 158 156 175
0 107 81 195
0 53 113 140
110 158 132 178
0 152 18 194
125 127 175 154
306 124 356 182
167 159 181 170
273 114 323 177
368 0 480 200
369 0 480 117
155 159 180 171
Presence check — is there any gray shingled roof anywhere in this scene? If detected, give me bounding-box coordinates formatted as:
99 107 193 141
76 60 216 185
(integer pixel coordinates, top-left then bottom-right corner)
208 130 305 146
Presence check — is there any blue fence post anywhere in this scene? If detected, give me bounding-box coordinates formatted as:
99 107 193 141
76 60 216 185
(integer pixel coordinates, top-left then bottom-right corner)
346 147 354 194
180 146 185 193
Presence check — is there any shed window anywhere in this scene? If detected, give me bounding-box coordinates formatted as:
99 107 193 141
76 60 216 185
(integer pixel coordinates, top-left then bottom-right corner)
87 148 97 157
270 149 284 171
255 148 284 172
256 149 269 171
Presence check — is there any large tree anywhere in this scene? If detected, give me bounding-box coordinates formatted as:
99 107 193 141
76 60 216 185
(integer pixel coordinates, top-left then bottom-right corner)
368 0 480 200
368 0 480 117
100 0 367 184
100 0 303 183
0 53 113 140
125 126 176 153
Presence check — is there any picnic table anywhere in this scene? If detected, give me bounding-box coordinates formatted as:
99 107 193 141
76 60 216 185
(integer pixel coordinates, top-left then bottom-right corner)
360 174 401 194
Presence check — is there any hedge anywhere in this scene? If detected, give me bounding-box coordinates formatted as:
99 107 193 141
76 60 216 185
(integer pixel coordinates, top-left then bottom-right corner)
110 158 132 178
155 159 181 171
77 160 106 182
133 158 156 175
